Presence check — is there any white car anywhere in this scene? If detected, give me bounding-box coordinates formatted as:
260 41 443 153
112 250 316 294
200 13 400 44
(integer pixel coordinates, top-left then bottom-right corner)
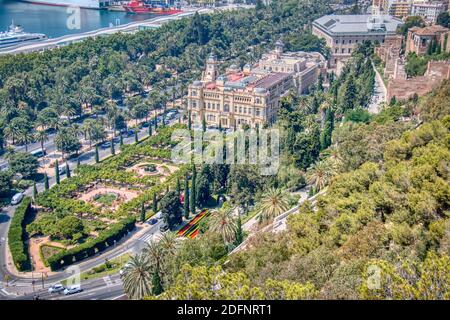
119 262 132 276
63 285 82 295
48 284 65 294
10 192 24 205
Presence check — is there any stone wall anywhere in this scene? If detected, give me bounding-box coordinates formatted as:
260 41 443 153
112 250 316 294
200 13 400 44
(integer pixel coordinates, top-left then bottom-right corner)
387 60 450 101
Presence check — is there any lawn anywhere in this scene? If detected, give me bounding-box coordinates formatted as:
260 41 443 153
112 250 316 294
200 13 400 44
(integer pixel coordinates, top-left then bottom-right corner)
39 244 65 267
94 193 118 206
62 253 131 284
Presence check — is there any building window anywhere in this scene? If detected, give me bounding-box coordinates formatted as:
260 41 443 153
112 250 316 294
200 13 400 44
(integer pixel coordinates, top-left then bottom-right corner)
256 108 261 116
224 104 229 112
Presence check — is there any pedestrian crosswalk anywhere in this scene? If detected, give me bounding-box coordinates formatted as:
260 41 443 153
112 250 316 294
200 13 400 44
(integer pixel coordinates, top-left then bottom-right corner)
137 232 155 244
0 287 11 297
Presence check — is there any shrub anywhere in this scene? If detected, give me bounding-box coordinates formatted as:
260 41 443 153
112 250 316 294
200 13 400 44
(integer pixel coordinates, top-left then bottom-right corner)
47 217 136 271
8 197 32 271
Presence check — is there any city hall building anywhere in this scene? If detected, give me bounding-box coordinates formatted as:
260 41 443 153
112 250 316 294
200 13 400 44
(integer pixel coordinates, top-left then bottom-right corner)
187 41 326 129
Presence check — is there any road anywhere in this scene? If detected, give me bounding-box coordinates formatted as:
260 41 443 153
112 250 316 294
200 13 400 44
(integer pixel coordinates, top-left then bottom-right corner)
0 113 179 300
368 61 387 114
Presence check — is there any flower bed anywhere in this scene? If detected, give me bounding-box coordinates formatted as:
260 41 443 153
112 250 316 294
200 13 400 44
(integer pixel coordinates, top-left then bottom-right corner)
177 210 211 239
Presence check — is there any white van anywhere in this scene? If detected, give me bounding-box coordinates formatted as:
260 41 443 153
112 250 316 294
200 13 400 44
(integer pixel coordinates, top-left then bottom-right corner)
11 193 24 205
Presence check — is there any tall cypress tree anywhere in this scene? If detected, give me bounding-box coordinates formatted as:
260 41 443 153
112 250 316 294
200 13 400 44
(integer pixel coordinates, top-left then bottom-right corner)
134 131 139 143
154 114 158 130
151 271 163 296
119 132 124 146
54 160 60 185
176 177 181 196
184 176 189 219
153 193 157 213
95 145 100 163
188 111 192 130
141 202 146 223
190 166 197 215
149 124 152 136
76 157 81 168
32 182 38 201
110 139 115 155
66 162 71 178
320 108 334 150
234 216 244 246
44 172 49 191
202 113 206 132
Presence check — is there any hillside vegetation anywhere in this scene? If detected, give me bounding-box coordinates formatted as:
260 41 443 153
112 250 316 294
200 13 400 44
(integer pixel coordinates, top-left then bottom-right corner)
152 80 450 300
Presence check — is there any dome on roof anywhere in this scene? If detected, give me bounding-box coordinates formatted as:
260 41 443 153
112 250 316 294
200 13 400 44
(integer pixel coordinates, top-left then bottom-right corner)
217 75 228 82
193 80 202 87
229 64 239 70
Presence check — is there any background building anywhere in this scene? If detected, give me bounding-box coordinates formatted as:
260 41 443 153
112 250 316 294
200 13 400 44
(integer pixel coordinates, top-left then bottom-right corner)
411 1 447 23
406 24 450 55
312 14 403 73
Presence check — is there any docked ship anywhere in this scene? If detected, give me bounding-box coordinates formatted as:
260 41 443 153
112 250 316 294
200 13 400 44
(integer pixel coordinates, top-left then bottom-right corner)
0 22 47 49
123 0 182 14
17 0 111 9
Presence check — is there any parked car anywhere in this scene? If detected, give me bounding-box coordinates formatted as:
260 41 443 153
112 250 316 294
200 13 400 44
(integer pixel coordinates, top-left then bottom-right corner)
159 223 169 233
30 148 46 158
59 166 67 176
11 192 24 205
119 262 131 276
148 218 158 225
63 285 82 295
100 141 111 149
48 284 65 294
155 211 162 220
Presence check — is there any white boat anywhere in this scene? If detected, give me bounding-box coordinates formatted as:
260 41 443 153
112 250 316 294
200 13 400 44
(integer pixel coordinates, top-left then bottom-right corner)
0 22 47 49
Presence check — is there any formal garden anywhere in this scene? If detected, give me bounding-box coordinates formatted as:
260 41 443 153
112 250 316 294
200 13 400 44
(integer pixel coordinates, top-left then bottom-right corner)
9 125 190 272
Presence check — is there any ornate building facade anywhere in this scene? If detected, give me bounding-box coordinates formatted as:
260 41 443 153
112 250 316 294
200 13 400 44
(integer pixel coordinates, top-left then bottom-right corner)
187 42 326 129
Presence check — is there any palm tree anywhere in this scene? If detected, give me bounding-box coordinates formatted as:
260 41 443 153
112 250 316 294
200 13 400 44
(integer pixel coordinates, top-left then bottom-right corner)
35 129 49 152
257 187 289 221
307 159 337 192
159 232 179 257
122 253 153 300
142 241 164 270
208 207 237 243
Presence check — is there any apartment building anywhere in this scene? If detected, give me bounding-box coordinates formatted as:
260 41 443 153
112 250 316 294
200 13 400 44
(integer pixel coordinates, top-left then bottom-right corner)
186 43 326 129
411 1 447 23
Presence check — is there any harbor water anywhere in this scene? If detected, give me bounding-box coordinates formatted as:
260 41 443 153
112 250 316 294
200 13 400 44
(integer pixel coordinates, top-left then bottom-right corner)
0 0 158 38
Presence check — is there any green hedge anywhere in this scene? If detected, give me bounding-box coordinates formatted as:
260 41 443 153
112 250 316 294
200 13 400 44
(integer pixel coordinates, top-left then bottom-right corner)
8 197 32 271
47 217 136 271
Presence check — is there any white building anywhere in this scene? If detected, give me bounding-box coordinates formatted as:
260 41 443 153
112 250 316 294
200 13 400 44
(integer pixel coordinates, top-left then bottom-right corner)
411 2 447 23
